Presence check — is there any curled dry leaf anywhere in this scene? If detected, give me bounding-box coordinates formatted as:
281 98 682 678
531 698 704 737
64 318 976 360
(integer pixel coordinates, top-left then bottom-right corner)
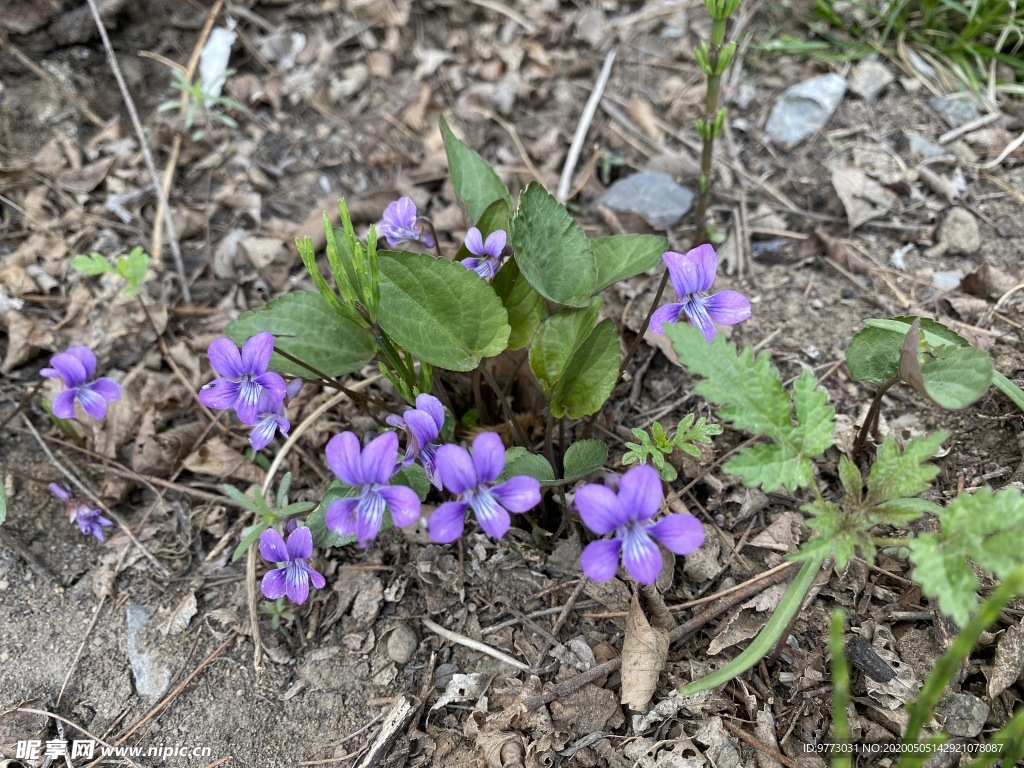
988 622 1024 698
830 164 897 230
162 591 197 636
620 593 669 711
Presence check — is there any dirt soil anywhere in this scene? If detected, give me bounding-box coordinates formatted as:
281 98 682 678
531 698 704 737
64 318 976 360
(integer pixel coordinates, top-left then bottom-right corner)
1 1 1023 767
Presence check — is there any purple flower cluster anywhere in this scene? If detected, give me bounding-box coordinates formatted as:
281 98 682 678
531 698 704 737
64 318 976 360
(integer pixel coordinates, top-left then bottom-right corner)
49 483 112 542
259 527 325 605
198 332 300 450
576 465 703 585
461 227 507 281
649 245 751 341
387 393 445 489
380 198 436 249
41 346 121 419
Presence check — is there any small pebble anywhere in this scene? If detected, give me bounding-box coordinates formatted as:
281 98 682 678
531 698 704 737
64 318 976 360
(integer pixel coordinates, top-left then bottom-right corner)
938 208 980 256
387 623 418 665
841 288 854 299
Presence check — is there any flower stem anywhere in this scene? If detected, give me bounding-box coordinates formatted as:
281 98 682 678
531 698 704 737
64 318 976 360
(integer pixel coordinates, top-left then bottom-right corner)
853 375 900 462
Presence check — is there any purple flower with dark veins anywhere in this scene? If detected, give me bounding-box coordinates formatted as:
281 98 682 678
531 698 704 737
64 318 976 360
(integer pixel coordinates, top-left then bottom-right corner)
649 245 751 341
576 465 703 585
259 527 325 605
386 393 445 489
40 346 121 419
380 197 436 249
325 431 421 547
198 332 286 425
49 483 113 542
248 378 304 451
428 432 541 543
461 227 507 281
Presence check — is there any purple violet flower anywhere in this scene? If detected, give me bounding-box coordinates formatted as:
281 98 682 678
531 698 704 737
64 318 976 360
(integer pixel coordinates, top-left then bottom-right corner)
324 431 421 547
386 393 445 490
461 227 507 281
576 465 703 585
248 378 303 451
380 197 436 249
259 527 325 605
648 245 751 342
198 332 287 425
49 483 113 542
40 346 121 419
428 432 541 543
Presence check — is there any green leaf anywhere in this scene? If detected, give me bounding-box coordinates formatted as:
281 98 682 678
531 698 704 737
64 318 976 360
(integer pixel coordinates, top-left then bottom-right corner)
791 369 836 457
802 499 869 569
116 246 150 295
592 234 668 293
232 522 270 562
221 483 267 515
511 183 596 307
307 480 360 548
377 251 510 371
71 252 113 275
666 322 833 492
847 315 976 385
838 455 862 503
870 497 942 526
724 443 816 493
550 319 619 419
440 115 513 224
394 462 430 501
909 487 1024 626
865 432 948 505
918 345 993 409
562 440 608 482
529 300 602 397
680 556 823 695
499 447 556 484
226 291 376 378
673 413 722 457
492 258 545 350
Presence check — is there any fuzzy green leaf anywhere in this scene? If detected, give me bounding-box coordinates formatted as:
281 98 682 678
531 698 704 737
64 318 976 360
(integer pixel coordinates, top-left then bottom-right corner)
440 115 513 224
227 291 376 377
802 499 870 569
917 344 993 409
838 455 863 503
394 463 431 501
563 440 608 482
71 252 113 275
909 487 1024 626
666 323 834 492
724 443 816 492
549 319 619 419
847 316 974 385
308 481 359 548
377 251 510 371
865 432 948 505
592 234 668 293
673 413 723 458
511 182 596 307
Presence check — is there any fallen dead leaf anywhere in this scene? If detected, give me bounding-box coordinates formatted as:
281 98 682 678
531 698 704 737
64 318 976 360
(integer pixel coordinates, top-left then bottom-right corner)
830 164 897 230
620 593 669 711
988 622 1024 698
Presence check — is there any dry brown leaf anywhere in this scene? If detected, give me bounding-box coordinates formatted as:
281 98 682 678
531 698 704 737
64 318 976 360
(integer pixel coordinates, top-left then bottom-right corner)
54 156 115 194
620 593 669 711
629 94 664 143
747 511 802 553
830 165 897 230
182 437 265 484
988 622 1024 698
162 591 198 636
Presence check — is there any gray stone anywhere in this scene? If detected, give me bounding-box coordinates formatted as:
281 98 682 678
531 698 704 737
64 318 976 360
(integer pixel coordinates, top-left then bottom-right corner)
938 692 989 737
126 604 171 698
938 207 981 256
764 73 847 147
928 96 981 128
932 270 964 289
905 131 946 160
598 171 694 229
848 60 894 102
